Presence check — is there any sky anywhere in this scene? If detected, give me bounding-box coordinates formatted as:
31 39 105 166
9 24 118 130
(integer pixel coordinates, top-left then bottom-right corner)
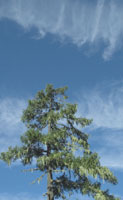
0 0 123 199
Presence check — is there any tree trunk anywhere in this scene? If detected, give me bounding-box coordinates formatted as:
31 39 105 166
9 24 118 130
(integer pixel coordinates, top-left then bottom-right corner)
47 143 54 200
47 167 54 200
47 114 54 200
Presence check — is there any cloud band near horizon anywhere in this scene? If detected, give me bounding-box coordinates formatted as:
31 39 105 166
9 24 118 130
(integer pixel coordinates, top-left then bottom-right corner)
0 0 123 59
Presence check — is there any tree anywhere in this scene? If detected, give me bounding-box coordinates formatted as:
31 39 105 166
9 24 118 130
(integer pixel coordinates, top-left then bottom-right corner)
0 84 120 200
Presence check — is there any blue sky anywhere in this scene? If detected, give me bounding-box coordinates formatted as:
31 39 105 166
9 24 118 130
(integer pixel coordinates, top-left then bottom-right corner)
0 0 123 199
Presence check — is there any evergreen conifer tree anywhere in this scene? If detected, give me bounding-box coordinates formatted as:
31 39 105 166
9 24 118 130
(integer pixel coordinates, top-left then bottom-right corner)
0 84 120 200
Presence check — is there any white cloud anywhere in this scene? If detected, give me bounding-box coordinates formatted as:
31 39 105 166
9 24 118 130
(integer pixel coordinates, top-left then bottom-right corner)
99 148 123 169
0 98 26 133
78 82 123 130
0 193 45 200
0 192 119 200
89 129 123 169
0 193 92 200
0 98 27 152
0 0 123 59
77 82 123 169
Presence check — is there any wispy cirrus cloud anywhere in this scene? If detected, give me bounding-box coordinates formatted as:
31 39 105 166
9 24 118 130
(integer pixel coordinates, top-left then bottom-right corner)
0 0 123 59
89 129 123 169
0 193 92 200
0 193 45 200
0 98 27 152
0 192 120 200
78 82 123 130
77 81 123 169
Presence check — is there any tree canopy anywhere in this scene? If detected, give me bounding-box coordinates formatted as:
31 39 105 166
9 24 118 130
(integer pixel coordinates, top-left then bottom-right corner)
0 84 120 200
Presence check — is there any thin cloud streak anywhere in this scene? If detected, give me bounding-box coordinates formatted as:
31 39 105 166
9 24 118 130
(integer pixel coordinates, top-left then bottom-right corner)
0 0 123 59
0 98 26 134
90 129 123 169
0 193 45 200
77 82 123 169
0 193 91 200
99 149 123 169
0 98 26 152
78 83 123 130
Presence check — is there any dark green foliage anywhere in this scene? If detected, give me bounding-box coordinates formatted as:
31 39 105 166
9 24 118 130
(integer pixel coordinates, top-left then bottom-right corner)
0 84 120 200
